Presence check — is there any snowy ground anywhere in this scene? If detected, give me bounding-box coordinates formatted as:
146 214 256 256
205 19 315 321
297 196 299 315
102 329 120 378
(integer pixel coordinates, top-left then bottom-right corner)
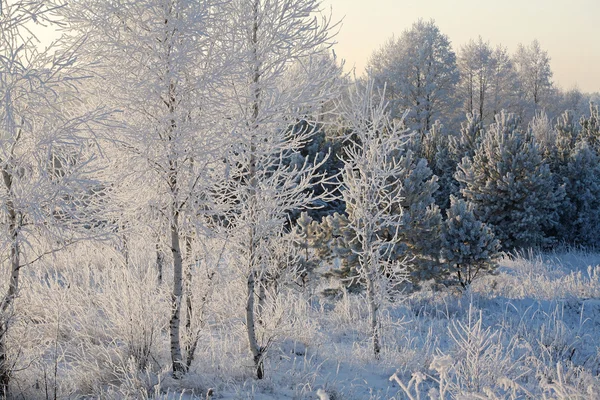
8 247 600 399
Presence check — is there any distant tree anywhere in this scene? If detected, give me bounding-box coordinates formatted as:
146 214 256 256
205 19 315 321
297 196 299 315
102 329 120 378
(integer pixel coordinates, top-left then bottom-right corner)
457 37 495 122
514 40 554 119
489 45 519 117
367 19 459 133
441 196 500 288
549 87 590 121
455 112 564 250
578 102 600 152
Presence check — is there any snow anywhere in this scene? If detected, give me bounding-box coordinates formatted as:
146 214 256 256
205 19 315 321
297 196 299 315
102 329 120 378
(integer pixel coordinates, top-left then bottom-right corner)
140 249 600 399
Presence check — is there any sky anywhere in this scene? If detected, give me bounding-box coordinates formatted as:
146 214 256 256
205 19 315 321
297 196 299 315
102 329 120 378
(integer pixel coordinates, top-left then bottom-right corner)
322 0 600 93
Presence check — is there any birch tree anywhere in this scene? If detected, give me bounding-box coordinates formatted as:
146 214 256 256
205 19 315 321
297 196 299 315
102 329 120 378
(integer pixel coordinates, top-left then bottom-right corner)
61 0 229 377
514 40 554 120
489 45 519 117
457 37 494 122
367 19 459 134
339 81 409 357
0 0 109 393
216 0 342 379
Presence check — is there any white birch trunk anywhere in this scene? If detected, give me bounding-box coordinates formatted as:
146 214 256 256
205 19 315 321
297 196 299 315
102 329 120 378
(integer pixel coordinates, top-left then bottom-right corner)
0 168 20 395
169 212 186 376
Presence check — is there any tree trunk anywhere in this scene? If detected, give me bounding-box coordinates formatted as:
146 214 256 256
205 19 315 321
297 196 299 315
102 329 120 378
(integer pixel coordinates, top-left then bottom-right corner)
0 169 20 397
169 213 186 377
185 236 193 333
244 0 264 380
183 235 198 369
0 231 19 397
156 242 164 285
365 266 380 358
246 270 264 379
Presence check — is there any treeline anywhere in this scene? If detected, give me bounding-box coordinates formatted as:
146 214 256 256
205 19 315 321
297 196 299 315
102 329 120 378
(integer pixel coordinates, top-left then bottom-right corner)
367 19 598 134
1 0 599 396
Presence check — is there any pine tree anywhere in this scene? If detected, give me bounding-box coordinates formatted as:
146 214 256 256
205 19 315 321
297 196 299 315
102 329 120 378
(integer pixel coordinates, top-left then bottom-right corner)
549 111 579 171
318 148 443 286
394 150 443 279
579 102 600 153
557 141 600 247
449 113 484 163
441 196 500 288
417 121 458 211
455 111 564 250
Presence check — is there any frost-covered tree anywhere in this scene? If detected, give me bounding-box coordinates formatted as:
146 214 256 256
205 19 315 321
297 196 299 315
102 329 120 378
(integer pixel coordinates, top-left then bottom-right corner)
514 40 554 119
489 45 519 117
338 81 409 357
458 39 521 125
529 110 600 246
61 0 230 376
579 102 600 153
215 0 342 379
457 37 494 122
416 120 457 211
455 112 564 250
441 196 500 288
556 141 600 247
393 150 443 278
319 140 442 287
367 19 459 133
450 113 484 163
0 0 109 392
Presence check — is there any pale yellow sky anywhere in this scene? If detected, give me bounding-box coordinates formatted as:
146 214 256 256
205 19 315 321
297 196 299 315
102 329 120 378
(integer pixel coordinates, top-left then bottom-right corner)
322 0 600 93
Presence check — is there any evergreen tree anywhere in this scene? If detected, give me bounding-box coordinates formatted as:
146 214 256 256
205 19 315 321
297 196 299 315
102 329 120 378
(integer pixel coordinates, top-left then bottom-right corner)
394 150 443 278
315 148 443 286
285 121 345 222
579 102 600 153
557 141 600 247
449 113 484 162
417 121 458 211
441 196 500 288
455 112 564 250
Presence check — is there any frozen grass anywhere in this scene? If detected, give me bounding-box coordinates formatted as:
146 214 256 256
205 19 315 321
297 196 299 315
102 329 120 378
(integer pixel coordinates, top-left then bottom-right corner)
3 246 600 399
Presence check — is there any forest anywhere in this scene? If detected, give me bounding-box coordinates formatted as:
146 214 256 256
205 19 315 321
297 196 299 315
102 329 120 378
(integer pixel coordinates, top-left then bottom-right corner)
1 0 600 399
